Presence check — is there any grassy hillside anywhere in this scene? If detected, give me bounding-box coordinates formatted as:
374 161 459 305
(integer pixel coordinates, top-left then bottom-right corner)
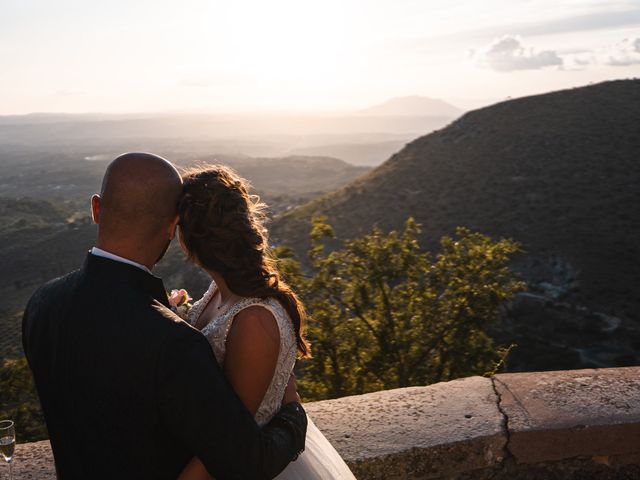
272 80 640 371
287 140 411 166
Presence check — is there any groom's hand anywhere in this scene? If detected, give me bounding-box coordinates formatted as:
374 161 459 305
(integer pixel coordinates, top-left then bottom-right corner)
282 373 301 405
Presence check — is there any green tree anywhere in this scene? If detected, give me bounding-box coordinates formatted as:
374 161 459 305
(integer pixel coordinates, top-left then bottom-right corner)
0 357 47 441
277 217 525 400
2 217 524 442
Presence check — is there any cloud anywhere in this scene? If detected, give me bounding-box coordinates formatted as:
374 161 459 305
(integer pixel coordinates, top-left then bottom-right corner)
518 7 640 37
540 34 640 69
475 36 563 71
416 5 640 50
603 36 640 66
572 57 592 67
473 33 640 72
568 35 640 68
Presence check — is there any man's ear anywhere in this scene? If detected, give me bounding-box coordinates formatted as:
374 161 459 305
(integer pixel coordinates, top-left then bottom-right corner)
91 194 101 224
168 214 180 240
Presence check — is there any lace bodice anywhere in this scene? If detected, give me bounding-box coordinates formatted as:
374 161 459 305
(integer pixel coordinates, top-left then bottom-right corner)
188 281 298 426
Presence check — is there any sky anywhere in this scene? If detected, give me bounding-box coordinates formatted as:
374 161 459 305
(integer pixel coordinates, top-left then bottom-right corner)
1 0 640 114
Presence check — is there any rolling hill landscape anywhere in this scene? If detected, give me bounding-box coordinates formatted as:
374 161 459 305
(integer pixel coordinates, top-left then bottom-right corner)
0 98 461 168
1 96 462 361
272 79 640 372
1 81 638 374
287 139 409 166
0 151 369 360
357 96 463 117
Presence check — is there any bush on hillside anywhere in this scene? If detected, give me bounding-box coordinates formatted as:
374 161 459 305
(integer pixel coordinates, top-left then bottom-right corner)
0 357 47 442
277 217 525 400
3 217 525 441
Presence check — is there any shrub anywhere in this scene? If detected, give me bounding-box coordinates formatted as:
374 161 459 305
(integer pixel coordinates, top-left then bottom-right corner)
277 217 525 400
0 357 47 442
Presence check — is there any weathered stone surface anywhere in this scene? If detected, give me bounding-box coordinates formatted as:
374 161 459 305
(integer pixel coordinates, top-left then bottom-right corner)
494 366 640 464
7 440 56 479
10 368 640 479
305 375 506 479
459 453 640 480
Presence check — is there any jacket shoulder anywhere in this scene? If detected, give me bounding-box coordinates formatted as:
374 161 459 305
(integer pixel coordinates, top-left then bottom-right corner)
26 269 82 313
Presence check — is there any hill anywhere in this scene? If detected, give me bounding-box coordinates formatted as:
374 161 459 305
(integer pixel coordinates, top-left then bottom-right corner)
0 112 453 145
359 96 462 117
200 155 370 213
0 152 369 360
287 140 410 166
272 80 640 372
208 155 370 197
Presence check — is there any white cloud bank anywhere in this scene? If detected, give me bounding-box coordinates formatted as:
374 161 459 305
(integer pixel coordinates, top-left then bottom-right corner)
474 35 563 71
474 34 640 71
604 36 640 66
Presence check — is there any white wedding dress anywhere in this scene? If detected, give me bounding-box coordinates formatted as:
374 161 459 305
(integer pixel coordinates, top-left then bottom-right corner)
189 281 356 479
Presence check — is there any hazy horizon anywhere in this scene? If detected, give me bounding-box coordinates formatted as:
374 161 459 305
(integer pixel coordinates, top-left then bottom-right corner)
0 99 459 118
2 0 640 115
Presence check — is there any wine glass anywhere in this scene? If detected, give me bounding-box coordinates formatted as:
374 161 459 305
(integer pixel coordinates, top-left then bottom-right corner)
0 420 15 480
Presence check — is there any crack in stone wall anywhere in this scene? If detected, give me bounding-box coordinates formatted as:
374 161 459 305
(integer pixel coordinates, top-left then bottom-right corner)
491 376 514 465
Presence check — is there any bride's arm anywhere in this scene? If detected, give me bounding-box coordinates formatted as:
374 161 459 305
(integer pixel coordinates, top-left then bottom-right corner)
224 305 281 414
178 306 281 480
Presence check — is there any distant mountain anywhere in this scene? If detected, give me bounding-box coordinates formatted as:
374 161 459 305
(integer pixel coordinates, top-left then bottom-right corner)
0 112 452 146
287 140 410 166
359 96 463 117
272 80 640 372
0 109 456 167
0 113 152 125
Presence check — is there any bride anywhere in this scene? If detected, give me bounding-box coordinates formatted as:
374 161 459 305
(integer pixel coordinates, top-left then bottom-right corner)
175 165 356 480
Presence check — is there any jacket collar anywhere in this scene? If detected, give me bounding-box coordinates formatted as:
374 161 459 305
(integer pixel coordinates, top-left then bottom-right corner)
83 252 170 308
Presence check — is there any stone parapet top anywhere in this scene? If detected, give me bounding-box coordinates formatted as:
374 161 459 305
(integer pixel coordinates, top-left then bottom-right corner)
304 375 505 478
6 366 640 479
493 367 640 466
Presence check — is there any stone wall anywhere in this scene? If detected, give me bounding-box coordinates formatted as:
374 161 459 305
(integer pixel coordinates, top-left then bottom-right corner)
6 367 640 479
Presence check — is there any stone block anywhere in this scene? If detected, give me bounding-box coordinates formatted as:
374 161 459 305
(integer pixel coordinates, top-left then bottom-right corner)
305 376 506 479
7 440 56 479
494 367 640 464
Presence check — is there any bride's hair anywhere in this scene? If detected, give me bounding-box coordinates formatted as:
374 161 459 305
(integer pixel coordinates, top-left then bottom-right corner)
178 164 311 358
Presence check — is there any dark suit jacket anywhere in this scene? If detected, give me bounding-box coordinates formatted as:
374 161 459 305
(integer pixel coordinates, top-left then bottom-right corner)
22 253 306 479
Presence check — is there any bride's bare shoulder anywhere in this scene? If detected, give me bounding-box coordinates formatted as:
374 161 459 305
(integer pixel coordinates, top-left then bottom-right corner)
224 303 281 415
229 304 280 346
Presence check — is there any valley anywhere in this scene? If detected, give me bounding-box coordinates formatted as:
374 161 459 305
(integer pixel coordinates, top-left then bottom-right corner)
2 82 639 374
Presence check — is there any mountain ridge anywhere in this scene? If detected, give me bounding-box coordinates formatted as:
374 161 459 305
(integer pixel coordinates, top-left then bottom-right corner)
358 95 462 117
271 79 640 370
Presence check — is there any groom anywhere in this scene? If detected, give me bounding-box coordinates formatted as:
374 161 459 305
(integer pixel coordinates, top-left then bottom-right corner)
22 153 307 479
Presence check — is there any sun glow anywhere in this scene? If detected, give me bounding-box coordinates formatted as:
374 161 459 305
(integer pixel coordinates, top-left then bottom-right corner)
183 0 364 107
1 0 639 114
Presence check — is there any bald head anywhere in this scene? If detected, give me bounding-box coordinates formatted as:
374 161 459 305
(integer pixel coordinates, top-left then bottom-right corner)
96 152 182 242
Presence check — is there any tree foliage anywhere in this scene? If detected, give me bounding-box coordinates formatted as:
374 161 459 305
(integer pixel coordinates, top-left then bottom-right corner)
0 357 47 441
4 217 525 441
276 217 525 400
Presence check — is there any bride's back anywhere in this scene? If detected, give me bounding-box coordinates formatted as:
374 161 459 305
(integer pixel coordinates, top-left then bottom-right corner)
190 285 298 426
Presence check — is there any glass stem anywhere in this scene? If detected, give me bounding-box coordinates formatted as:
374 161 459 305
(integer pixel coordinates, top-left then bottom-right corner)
9 461 12 480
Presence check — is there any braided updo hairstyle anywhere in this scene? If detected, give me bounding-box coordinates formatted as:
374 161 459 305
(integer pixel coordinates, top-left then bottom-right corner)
178 164 311 358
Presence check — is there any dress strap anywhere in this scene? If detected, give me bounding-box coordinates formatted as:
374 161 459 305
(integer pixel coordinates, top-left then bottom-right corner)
217 297 279 347
187 280 218 326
